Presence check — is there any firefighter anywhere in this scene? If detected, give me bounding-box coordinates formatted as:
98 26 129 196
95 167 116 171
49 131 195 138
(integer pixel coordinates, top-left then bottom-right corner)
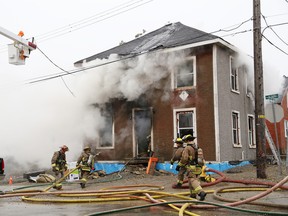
51 145 69 190
170 138 185 187
76 146 95 188
176 134 207 201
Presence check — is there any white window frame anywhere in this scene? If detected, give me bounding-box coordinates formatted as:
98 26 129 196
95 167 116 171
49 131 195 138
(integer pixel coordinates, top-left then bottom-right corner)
230 56 239 93
247 114 256 148
286 92 288 108
173 56 196 89
232 110 241 147
284 120 288 138
173 108 197 143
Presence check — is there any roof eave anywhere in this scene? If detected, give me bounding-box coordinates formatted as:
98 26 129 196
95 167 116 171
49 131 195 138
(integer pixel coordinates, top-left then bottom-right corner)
162 38 238 54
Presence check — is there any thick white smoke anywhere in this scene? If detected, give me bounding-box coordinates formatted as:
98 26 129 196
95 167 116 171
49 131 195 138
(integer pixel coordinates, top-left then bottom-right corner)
0 51 185 177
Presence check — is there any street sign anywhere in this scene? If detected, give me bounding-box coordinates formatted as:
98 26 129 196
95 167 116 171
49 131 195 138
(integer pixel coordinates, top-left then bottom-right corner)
265 94 279 100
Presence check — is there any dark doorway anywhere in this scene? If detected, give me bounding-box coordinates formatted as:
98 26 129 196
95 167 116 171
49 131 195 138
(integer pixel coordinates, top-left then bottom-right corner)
133 108 153 157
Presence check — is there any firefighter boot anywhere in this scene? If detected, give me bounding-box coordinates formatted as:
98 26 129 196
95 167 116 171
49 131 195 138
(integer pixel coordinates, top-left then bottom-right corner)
198 191 206 201
190 193 197 199
80 183 86 189
53 183 62 190
175 182 182 188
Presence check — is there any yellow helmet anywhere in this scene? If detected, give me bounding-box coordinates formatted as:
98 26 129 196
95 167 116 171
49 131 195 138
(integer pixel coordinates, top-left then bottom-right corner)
174 138 184 144
182 134 196 141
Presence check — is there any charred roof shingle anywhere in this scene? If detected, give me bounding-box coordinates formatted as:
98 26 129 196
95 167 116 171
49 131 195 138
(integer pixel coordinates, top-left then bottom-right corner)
74 22 220 65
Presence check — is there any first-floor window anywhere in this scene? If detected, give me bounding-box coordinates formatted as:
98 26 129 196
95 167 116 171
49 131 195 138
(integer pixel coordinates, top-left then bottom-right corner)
98 104 114 149
248 115 256 148
174 108 196 140
284 120 288 138
232 111 241 146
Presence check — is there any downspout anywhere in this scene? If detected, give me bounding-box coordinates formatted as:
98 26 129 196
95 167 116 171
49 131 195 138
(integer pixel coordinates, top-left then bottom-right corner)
213 45 220 162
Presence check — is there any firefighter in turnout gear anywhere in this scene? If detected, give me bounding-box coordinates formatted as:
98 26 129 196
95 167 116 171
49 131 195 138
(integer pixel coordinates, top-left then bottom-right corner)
177 134 207 201
170 138 185 187
77 146 95 188
51 145 69 190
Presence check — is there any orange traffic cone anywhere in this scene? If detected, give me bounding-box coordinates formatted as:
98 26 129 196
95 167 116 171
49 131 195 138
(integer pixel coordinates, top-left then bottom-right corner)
9 176 13 185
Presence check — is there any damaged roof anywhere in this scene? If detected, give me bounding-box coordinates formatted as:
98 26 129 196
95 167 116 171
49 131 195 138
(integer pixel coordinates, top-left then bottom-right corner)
74 22 221 66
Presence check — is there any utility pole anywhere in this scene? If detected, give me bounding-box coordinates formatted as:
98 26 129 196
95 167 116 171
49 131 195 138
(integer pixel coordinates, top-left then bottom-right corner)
253 0 267 178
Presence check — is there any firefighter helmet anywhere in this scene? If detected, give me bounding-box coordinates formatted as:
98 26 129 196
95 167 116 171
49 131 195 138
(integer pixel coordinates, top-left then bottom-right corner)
60 145 69 152
174 138 184 144
83 146 91 151
182 134 196 141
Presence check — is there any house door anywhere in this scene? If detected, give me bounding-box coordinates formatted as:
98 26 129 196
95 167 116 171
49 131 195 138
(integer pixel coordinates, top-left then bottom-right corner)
132 108 153 157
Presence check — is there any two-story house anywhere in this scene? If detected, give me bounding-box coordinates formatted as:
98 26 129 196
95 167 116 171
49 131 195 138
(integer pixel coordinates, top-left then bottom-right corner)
74 22 256 164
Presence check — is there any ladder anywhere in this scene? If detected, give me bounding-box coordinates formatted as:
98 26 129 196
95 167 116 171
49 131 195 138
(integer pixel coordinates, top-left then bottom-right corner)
265 123 281 165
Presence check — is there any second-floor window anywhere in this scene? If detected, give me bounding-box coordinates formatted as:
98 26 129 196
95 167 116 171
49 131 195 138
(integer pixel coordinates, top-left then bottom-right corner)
175 56 196 88
232 111 241 146
230 57 239 92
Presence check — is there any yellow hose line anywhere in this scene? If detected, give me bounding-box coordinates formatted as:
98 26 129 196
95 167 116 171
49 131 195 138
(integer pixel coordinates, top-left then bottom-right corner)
100 184 165 191
21 189 193 203
22 196 136 203
215 187 278 193
158 199 199 216
145 194 199 216
179 203 194 216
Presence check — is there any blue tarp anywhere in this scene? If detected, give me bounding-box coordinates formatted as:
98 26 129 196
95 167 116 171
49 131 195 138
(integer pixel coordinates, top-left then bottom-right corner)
93 161 251 175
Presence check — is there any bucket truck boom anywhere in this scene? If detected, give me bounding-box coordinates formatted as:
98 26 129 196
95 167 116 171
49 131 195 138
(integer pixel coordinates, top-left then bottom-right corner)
0 26 37 65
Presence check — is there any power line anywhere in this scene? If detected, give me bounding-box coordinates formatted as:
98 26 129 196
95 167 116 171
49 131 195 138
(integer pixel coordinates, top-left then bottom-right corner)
261 14 288 47
262 34 288 55
1 5 287 89
0 0 153 53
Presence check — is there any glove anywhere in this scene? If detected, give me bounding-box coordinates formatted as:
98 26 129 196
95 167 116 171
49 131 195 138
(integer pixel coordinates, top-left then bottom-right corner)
170 160 174 166
176 165 180 171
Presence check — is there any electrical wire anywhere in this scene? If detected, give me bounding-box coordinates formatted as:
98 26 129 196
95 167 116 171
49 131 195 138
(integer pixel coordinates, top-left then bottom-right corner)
0 0 153 53
31 0 154 43
262 14 288 47
0 9 287 91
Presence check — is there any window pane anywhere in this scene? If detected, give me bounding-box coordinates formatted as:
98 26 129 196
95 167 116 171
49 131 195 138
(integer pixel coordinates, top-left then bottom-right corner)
99 104 113 148
176 60 194 87
99 115 113 147
177 111 195 138
179 113 193 127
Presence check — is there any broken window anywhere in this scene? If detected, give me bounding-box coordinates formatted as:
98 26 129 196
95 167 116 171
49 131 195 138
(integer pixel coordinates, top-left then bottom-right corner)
175 56 196 88
98 104 114 149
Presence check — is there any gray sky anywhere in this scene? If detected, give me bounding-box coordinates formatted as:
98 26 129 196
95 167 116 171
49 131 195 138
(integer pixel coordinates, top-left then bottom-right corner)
0 0 287 170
